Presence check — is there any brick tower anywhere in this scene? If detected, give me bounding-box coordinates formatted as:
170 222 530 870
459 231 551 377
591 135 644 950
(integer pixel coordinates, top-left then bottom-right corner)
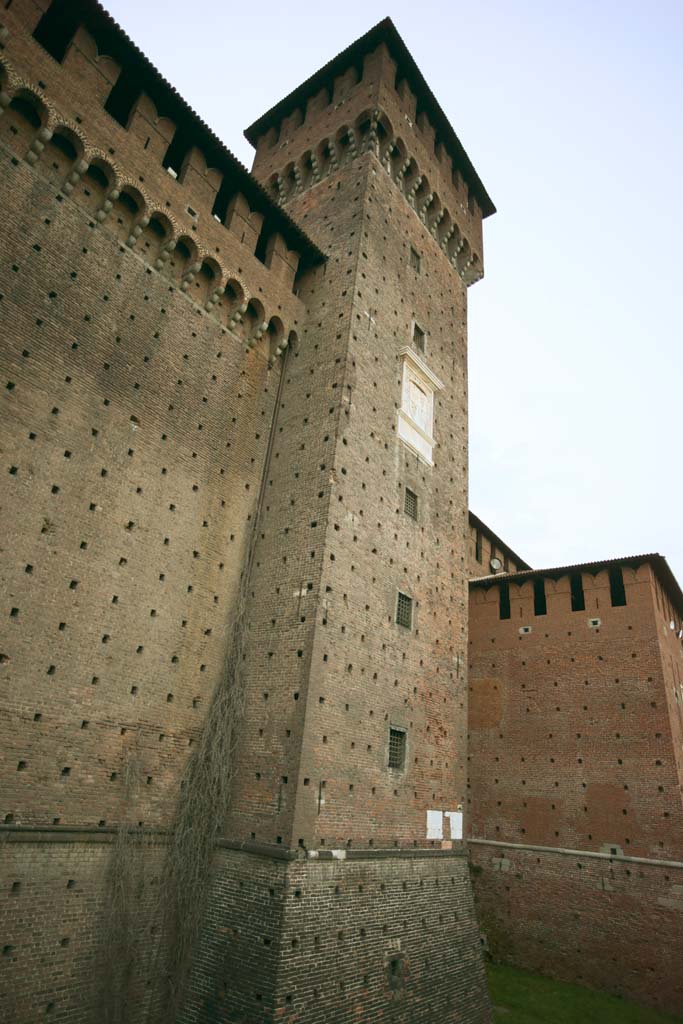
190 20 495 1023
0 5 493 1022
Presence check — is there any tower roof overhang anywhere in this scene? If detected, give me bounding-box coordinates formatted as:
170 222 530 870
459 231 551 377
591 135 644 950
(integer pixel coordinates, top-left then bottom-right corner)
244 17 496 219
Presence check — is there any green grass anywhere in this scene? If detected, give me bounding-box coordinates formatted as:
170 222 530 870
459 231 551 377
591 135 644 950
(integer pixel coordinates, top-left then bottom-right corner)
487 963 682 1024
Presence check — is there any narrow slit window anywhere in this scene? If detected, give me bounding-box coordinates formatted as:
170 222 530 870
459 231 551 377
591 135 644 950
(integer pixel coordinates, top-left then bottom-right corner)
499 582 511 620
396 592 413 629
475 529 482 563
388 728 406 770
404 488 418 520
410 247 421 273
533 578 547 616
570 573 585 612
412 322 425 354
609 566 627 607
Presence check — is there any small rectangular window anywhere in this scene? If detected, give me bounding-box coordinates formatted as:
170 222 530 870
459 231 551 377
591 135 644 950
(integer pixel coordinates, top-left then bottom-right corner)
388 728 406 770
609 566 627 607
404 487 418 520
499 582 511 620
412 322 425 353
533 578 547 616
410 247 421 273
396 592 413 629
570 573 585 612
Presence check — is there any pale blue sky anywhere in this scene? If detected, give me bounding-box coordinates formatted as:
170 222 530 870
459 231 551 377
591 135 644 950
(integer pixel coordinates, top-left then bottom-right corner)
107 0 683 582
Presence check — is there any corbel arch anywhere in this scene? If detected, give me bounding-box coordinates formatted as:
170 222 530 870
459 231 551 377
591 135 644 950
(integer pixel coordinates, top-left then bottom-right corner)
219 276 248 330
317 137 335 177
164 233 198 283
192 256 222 307
299 150 317 190
1 88 48 159
265 315 285 360
240 297 266 344
75 155 116 217
41 123 84 189
139 211 173 263
110 183 147 244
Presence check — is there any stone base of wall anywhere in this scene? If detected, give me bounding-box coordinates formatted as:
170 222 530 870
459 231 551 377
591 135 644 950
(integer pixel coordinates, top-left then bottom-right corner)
1 832 492 1023
470 839 683 1018
185 846 492 1024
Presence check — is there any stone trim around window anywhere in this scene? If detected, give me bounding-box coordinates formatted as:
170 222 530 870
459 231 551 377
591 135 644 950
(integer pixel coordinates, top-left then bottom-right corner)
397 347 444 465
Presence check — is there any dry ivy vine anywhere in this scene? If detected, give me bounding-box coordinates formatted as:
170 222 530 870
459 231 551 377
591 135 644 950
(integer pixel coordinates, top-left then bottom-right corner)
99 349 289 1024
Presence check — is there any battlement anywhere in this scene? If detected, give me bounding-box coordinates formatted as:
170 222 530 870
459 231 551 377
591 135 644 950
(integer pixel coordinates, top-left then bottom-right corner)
246 18 493 285
0 0 325 349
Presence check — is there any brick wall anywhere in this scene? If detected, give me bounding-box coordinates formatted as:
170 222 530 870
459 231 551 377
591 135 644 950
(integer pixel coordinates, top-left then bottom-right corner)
468 561 683 1014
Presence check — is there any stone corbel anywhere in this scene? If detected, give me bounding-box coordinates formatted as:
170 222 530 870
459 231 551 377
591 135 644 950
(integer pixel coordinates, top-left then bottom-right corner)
96 188 120 223
395 157 411 184
206 285 224 312
0 89 11 115
180 261 201 292
247 320 268 348
430 209 445 237
406 174 423 206
327 141 339 171
365 109 380 155
62 158 89 196
25 126 52 166
154 239 175 271
418 192 434 221
229 302 247 329
126 215 149 249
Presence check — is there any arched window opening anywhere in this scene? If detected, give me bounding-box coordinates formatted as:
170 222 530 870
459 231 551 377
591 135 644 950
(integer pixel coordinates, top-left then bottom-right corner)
446 226 462 262
456 238 471 274
299 152 315 190
85 164 109 190
336 127 353 165
32 0 80 63
241 299 265 340
75 161 112 216
9 96 42 129
104 72 141 130
221 278 245 325
283 163 297 199
43 131 78 184
165 237 194 282
140 214 170 261
2 94 44 159
112 189 141 243
266 317 285 359
317 139 333 177
194 260 219 305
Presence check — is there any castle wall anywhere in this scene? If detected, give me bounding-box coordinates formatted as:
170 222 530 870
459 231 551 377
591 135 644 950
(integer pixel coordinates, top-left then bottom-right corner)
0 4 495 1021
468 563 683 1014
466 515 528 578
470 842 683 1016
